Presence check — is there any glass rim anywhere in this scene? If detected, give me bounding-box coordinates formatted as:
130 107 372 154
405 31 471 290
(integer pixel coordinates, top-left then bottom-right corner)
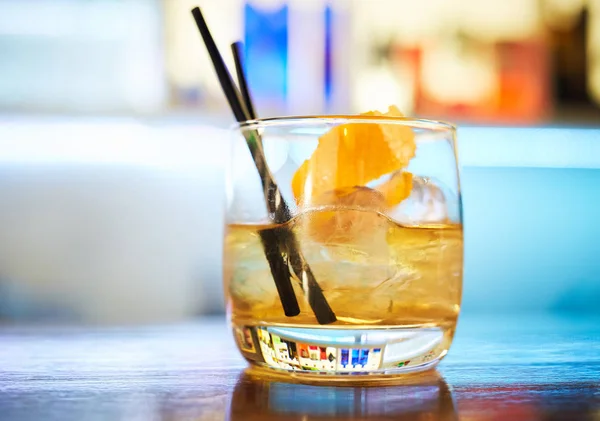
234 115 457 132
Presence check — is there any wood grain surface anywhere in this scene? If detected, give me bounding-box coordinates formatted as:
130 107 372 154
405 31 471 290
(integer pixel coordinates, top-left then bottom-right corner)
1 314 599 420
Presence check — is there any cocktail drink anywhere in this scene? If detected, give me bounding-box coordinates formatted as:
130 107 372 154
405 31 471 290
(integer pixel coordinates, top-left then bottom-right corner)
224 107 462 378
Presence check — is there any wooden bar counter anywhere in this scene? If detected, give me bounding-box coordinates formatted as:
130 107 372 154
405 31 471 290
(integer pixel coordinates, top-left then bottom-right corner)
1 314 598 420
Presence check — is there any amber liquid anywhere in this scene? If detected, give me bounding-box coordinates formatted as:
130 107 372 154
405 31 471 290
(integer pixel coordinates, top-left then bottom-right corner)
224 209 463 374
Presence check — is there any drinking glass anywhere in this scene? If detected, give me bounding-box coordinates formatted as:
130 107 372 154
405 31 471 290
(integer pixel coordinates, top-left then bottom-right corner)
224 116 462 381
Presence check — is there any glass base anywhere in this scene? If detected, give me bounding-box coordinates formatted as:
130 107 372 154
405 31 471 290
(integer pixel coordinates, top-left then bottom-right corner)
245 359 443 386
232 323 452 384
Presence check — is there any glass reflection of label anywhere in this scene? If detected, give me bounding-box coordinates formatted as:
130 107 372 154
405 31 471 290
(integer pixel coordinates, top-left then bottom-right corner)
360 349 369 367
351 349 360 366
341 349 349 366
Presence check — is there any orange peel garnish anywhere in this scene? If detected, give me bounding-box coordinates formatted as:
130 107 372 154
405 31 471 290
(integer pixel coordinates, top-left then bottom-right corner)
291 105 416 208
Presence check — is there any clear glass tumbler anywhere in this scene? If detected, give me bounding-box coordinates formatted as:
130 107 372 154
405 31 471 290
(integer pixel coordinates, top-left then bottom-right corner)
224 115 463 381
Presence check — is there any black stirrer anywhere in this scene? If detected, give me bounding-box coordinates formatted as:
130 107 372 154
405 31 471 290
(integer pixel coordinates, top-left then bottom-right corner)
192 7 336 324
229 41 337 325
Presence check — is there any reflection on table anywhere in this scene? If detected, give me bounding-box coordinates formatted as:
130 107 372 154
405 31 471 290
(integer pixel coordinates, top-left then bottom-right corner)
226 370 457 421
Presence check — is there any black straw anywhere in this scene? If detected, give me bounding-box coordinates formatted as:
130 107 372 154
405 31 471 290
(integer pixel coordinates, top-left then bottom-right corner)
258 228 299 317
231 42 257 120
191 7 298 317
191 8 248 122
192 8 289 223
191 7 336 324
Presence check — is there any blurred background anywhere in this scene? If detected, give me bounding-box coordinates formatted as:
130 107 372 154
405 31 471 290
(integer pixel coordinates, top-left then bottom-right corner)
3 0 600 122
0 0 598 324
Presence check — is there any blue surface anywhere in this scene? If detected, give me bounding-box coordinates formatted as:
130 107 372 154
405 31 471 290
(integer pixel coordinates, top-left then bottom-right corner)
455 126 600 315
460 167 600 314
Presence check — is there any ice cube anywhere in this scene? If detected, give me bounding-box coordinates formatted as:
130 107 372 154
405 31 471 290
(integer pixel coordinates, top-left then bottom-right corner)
387 175 459 225
293 187 394 291
297 186 388 246
224 228 281 312
229 265 281 313
312 185 387 210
